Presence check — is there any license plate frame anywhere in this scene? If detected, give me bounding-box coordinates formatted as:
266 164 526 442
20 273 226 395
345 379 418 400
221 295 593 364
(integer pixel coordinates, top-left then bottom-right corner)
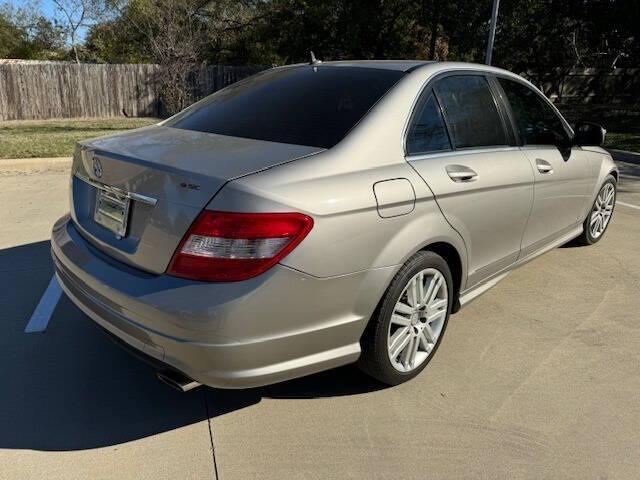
94 187 131 238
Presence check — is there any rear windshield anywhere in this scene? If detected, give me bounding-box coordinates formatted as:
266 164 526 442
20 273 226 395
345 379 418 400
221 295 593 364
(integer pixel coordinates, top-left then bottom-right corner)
166 66 405 148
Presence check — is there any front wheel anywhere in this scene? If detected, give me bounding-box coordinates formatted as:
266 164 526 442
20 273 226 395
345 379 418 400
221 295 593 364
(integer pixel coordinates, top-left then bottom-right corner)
574 175 617 246
358 251 452 386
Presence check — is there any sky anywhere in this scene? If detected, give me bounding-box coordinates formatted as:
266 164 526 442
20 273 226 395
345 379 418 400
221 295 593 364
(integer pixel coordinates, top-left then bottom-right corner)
6 0 88 41
10 0 56 19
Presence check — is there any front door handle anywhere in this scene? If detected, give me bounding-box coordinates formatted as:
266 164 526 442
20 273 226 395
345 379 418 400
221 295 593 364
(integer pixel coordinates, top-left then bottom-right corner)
536 159 554 174
446 165 478 182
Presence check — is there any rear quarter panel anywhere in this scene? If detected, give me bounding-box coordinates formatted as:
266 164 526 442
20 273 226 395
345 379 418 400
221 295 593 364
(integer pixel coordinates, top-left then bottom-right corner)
207 153 467 284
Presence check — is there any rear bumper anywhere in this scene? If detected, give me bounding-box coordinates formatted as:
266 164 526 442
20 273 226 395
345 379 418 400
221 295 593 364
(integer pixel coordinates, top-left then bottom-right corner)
52 214 396 388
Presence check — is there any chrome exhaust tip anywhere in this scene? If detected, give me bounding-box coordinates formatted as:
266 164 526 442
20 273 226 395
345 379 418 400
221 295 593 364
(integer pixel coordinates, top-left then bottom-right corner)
157 370 201 392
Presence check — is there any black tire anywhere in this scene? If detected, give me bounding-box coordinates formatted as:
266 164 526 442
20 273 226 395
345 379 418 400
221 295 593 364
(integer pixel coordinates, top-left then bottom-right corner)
358 250 453 386
572 175 617 246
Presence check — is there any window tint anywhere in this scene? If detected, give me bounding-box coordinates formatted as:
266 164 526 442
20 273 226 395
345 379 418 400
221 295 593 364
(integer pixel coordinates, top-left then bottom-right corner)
166 66 405 149
434 75 507 148
498 78 569 146
406 92 451 155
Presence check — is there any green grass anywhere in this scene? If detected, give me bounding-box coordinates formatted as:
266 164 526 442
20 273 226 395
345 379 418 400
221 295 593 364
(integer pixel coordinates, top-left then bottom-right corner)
0 118 159 159
604 132 640 153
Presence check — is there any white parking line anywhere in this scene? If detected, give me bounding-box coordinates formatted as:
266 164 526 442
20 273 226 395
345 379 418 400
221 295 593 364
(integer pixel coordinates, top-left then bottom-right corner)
25 275 62 333
617 201 640 211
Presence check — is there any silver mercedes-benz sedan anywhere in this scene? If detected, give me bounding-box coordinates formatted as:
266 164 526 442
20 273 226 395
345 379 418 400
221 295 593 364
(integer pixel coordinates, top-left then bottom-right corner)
52 60 617 390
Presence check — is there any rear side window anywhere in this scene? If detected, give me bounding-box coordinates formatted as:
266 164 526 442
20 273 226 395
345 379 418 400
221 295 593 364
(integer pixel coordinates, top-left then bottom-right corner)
498 78 569 146
434 75 507 148
406 91 451 155
166 66 405 149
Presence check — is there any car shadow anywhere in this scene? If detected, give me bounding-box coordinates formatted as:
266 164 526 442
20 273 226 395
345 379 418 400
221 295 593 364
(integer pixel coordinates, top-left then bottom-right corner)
0 240 384 452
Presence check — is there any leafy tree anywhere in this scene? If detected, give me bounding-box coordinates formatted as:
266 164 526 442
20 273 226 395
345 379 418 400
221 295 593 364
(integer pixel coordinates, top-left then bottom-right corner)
52 0 108 63
0 2 66 59
0 12 28 58
494 0 639 97
14 0 640 75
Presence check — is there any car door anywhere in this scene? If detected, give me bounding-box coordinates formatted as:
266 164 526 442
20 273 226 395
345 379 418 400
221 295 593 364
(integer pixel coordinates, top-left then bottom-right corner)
406 73 534 288
495 77 594 257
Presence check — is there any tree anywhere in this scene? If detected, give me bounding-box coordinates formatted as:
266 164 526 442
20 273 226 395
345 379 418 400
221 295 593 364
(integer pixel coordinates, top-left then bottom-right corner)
85 0 266 112
52 0 107 63
0 12 27 58
45 0 640 72
0 1 66 59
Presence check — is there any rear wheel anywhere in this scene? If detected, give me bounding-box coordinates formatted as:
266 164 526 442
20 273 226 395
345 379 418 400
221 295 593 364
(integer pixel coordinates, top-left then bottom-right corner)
358 251 452 385
573 175 617 246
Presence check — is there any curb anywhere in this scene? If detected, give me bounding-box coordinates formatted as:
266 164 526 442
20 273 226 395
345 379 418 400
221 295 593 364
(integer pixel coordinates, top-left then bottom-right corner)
608 149 640 166
608 148 640 157
0 156 72 173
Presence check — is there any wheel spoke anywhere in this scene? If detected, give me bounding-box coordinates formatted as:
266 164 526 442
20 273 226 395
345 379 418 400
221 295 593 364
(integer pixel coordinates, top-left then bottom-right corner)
389 327 411 359
605 188 614 204
427 309 446 324
394 301 413 315
429 298 447 311
427 276 443 305
419 330 433 351
424 324 436 342
590 212 599 226
407 335 420 367
400 336 415 366
422 276 437 304
391 314 412 327
416 273 425 305
406 278 418 307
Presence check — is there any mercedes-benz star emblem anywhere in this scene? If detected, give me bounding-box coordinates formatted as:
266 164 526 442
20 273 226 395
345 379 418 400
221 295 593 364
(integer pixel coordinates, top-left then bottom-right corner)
93 157 103 178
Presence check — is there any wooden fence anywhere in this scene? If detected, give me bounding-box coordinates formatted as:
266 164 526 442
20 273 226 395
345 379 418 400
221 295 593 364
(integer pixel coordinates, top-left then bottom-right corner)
0 62 265 121
1 62 638 123
526 68 640 132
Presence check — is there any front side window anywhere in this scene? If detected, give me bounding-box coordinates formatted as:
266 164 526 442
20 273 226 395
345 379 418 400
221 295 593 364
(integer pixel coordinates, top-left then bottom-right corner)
498 78 569 146
406 91 451 155
166 66 405 149
434 75 507 148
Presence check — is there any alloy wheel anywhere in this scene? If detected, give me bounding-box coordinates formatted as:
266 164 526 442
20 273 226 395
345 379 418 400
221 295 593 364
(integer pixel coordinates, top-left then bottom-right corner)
387 268 448 373
590 183 615 239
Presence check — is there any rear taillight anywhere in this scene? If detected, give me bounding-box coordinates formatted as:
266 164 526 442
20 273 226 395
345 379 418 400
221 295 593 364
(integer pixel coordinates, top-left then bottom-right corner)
167 211 313 282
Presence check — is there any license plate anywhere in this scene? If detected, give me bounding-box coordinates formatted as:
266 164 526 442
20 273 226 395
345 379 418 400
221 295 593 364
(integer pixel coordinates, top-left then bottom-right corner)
94 188 131 238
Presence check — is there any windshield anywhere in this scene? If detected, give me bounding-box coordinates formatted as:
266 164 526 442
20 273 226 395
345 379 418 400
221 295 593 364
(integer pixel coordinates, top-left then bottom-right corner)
166 66 405 148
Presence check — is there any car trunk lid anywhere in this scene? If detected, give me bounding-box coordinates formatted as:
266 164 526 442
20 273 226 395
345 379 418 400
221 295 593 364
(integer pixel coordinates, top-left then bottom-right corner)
70 125 323 274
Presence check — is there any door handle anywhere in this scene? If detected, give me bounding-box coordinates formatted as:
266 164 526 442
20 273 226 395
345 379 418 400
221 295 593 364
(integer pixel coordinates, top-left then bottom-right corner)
446 165 478 182
535 159 554 174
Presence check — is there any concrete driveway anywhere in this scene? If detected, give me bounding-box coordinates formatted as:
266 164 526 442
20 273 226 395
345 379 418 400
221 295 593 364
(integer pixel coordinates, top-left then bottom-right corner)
1 155 639 479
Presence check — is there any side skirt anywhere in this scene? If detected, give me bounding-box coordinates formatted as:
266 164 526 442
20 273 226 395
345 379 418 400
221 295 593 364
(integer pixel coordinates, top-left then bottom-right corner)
457 224 583 310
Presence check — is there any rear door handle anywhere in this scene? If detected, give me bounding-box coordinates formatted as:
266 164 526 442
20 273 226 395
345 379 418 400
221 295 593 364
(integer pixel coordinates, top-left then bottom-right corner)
536 159 554 174
446 165 478 182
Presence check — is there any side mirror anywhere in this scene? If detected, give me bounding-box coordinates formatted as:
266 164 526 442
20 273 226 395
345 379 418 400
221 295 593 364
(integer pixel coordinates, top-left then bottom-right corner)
573 122 606 147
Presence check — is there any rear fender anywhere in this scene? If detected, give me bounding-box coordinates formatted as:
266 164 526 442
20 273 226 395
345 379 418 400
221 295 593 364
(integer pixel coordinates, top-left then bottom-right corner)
209 164 468 292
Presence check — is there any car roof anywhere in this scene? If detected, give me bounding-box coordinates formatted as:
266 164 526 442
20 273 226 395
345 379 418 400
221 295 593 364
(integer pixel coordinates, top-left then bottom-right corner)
289 60 433 72
285 60 526 78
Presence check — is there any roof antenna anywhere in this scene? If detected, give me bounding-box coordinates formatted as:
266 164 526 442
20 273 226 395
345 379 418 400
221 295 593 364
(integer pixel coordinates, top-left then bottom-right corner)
309 51 322 65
